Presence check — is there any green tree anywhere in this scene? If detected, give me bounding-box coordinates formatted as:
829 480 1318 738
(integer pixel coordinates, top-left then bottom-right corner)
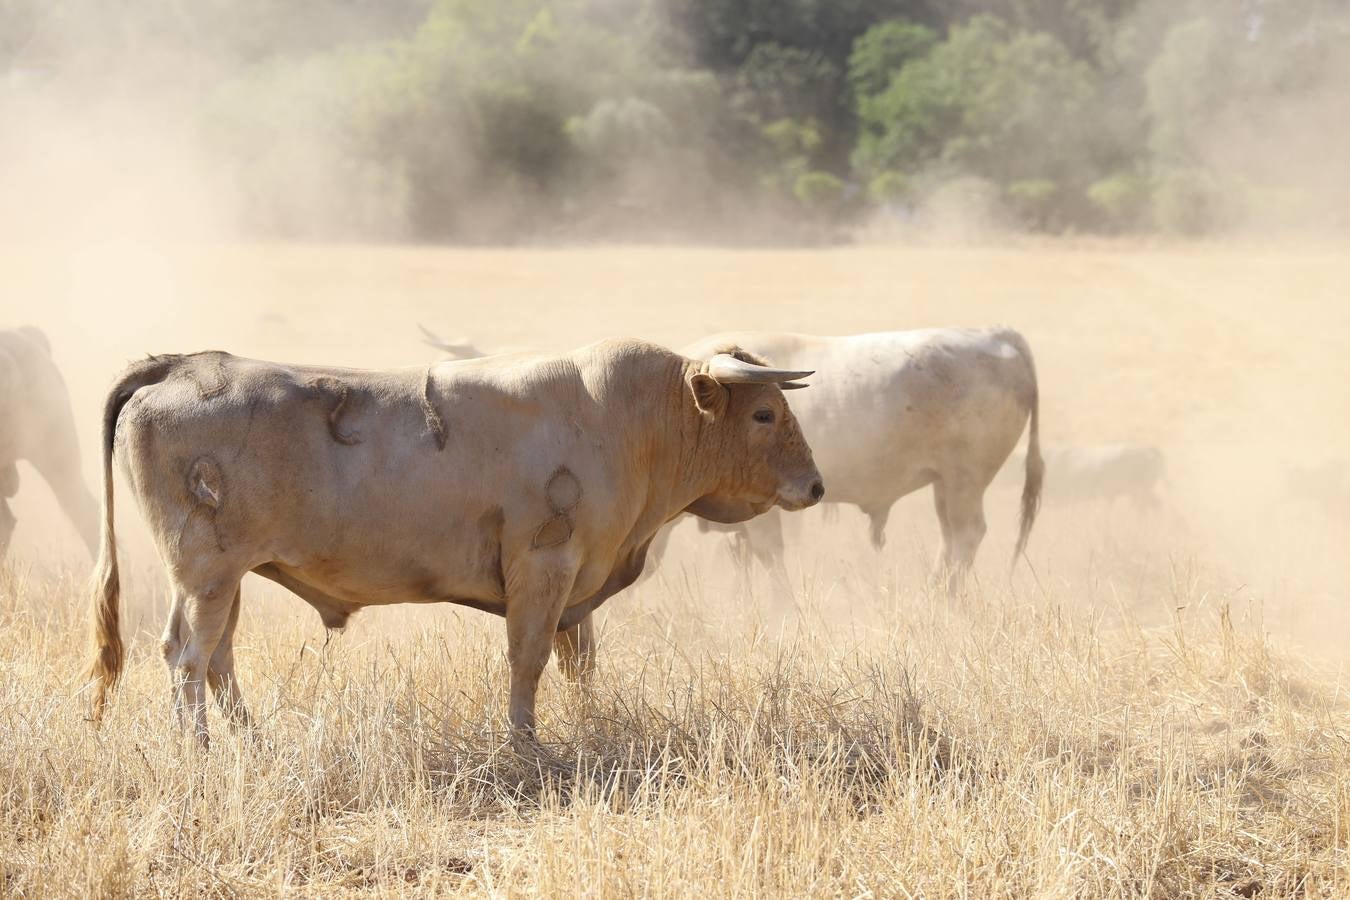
853 15 1098 226
847 19 937 100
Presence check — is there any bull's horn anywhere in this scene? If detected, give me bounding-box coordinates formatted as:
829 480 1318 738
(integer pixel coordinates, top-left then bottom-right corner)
706 353 813 386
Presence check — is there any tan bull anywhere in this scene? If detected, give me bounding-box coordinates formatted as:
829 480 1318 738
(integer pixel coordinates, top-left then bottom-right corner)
87 340 822 746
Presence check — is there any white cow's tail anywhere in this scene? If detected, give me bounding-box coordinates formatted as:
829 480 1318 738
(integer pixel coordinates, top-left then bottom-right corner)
88 355 180 724
1005 330 1044 566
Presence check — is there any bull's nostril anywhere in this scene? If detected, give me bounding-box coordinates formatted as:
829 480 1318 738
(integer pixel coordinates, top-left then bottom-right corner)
810 481 825 501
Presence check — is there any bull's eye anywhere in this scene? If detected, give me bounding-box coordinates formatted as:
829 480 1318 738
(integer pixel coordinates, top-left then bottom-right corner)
753 408 775 424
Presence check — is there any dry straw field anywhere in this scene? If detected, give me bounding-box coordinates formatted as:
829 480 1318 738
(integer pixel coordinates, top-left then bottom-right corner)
2 242 1348 896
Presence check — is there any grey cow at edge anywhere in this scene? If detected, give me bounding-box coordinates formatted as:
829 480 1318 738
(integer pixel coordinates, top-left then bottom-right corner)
0 327 99 560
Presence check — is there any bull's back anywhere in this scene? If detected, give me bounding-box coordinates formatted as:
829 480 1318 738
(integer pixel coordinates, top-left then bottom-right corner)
115 355 441 547
113 351 627 605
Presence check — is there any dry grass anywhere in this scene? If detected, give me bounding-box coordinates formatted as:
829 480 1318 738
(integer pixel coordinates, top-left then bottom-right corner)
1 554 1347 897
2 242 1348 896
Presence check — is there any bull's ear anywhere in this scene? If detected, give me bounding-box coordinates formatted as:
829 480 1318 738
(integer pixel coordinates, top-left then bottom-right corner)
690 373 728 418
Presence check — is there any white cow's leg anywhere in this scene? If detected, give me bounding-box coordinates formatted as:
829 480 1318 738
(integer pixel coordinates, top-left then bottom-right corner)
167 576 239 748
0 498 15 562
941 482 988 592
931 480 956 584
724 524 754 600
553 613 596 683
505 555 578 736
206 584 252 731
747 512 795 614
861 503 891 550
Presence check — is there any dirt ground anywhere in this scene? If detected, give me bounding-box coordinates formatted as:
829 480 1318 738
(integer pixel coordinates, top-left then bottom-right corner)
1 241 1347 896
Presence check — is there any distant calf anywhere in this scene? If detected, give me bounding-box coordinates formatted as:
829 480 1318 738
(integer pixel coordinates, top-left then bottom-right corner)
1004 443 1166 510
1285 461 1349 520
0 327 99 559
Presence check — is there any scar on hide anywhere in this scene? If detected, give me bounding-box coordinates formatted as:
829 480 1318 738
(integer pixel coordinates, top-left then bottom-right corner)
422 367 447 451
309 377 361 445
532 466 582 550
186 456 226 551
183 351 229 400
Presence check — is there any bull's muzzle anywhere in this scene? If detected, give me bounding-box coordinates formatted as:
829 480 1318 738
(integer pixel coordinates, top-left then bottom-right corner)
779 476 824 511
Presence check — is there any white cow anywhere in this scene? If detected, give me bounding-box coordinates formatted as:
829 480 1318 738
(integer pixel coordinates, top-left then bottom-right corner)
649 328 1043 595
1286 461 1349 520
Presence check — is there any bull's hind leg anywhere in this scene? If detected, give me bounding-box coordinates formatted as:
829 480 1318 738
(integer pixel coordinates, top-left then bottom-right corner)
163 573 242 748
553 614 596 683
160 586 188 730
206 584 252 731
505 553 579 736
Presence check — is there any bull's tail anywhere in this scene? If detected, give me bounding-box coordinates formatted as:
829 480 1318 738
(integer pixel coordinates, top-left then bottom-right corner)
88 355 180 723
1004 330 1044 566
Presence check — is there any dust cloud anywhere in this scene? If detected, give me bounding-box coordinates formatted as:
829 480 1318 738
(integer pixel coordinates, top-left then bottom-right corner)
1 3 1347 661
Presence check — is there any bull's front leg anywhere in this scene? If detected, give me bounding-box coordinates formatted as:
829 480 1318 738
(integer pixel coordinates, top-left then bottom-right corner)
504 554 579 737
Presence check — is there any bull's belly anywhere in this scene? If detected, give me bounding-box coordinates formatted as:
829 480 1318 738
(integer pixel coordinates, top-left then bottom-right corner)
256 555 508 630
258 533 629 627
280 557 503 607
254 509 509 622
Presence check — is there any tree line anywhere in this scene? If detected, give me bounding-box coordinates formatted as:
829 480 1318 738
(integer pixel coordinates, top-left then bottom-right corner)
6 0 1349 241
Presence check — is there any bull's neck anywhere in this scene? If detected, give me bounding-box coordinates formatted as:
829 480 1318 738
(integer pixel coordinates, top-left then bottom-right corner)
665 360 732 512
612 357 723 536
576 350 736 559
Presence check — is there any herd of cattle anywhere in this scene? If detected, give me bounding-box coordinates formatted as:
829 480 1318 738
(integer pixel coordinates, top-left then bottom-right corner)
0 322 1200 748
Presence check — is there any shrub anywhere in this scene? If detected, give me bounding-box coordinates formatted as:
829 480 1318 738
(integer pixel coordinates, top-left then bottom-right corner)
1151 168 1234 236
1005 179 1058 230
867 170 911 205
793 170 846 217
1087 172 1147 232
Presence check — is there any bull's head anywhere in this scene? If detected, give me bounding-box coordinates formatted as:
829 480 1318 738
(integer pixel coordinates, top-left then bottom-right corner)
685 349 824 523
